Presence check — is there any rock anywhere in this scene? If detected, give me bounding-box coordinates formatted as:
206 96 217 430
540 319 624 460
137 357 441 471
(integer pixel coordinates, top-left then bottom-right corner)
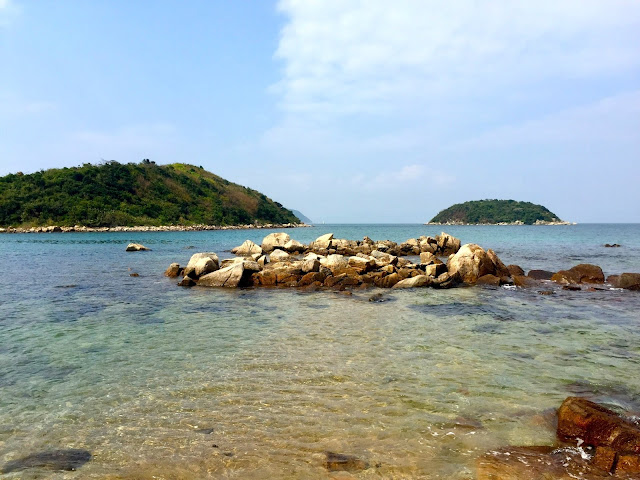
257 255 269 268
194 257 218 277
528 269 555 280
183 253 220 278
125 243 150 251
513 275 539 288
476 446 602 480
347 256 376 273
301 258 320 273
1 449 92 474
253 263 303 287
284 239 305 253
477 274 501 286
447 243 495 284
370 250 398 267
604 243 621 248
231 240 262 256
615 273 640 290
198 263 251 288
311 233 334 250
617 454 640 474
324 452 369 472
374 273 400 288
392 275 431 289
270 249 291 263
320 254 349 273
436 232 461 255
557 396 640 453
419 238 436 254
486 249 510 277
419 252 438 265
298 271 326 287
178 276 196 287
432 271 461 289
507 264 525 276
261 232 290 253
164 263 182 277
425 263 447 277
563 284 582 291
324 273 360 288
552 264 604 285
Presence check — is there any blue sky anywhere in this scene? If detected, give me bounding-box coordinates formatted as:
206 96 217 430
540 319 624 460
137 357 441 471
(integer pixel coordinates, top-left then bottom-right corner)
1 1 639 223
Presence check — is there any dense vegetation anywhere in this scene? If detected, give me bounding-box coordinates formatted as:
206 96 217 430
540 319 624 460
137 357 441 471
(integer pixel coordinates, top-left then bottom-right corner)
0 161 300 227
429 199 562 225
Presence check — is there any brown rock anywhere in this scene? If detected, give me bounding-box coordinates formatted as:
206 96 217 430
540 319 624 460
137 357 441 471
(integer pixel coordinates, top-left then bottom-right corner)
284 239 305 253
184 253 220 278
419 251 437 265
513 275 539 288
477 274 501 286
553 264 604 285
164 263 182 277
374 273 400 288
325 452 368 472
432 271 460 289
487 249 510 277
178 277 196 287
528 269 555 280
507 264 525 276
592 446 617 472
298 271 326 287
392 275 431 289
447 243 495 284
231 239 262 256
617 453 640 474
269 249 291 263
557 397 640 453
436 232 461 255
618 273 640 290
425 263 447 277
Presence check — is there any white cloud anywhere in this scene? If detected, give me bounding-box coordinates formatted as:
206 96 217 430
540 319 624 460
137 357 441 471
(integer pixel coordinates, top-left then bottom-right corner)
275 0 640 117
0 0 19 27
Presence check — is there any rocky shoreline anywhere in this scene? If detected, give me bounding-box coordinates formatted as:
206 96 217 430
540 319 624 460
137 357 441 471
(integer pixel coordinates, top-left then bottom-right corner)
0 222 309 234
161 231 640 292
426 220 575 226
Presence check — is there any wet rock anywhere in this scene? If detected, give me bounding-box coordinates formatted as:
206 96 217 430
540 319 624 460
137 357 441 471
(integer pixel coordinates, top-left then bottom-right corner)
2 449 92 473
512 275 539 288
563 284 582 291
178 276 196 287
528 269 555 280
184 253 220 278
447 243 495 284
476 445 602 480
125 243 150 251
557 397 640 454
231 239 262 256
605 243 621 248
552 264 605 285
368 292 387 302
392 275 431 289
432 271 461 289
198 263 251 288
261 232 290 253
164 263 182 277
477 274 501 286
507 264 525 276
325 452 369 472
129 272 139 277
614 273 640 291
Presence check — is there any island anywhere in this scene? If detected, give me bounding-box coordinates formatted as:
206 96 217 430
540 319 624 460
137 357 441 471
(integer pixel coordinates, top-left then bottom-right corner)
427 199 570 225
0 160 301 229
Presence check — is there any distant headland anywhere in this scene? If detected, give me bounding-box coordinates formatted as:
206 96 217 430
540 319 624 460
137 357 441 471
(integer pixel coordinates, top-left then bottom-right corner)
427 199 573 225
0 160 302 229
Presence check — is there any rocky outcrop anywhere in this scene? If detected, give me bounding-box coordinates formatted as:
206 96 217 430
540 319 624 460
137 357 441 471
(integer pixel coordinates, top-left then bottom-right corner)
125 243 150 251
447 244 496 284
231 240 262 256
183 253 220 279
552 264 605 285
198 263 252 288
261 232 290 253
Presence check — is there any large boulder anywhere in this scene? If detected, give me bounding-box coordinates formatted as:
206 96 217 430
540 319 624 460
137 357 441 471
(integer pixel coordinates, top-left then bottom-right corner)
284 239 305 253
310 233 333 250
447 244 495 284
486 249 510 278
609 273 640 290
198 263 251 288
528 269 555 280
320 254 349 273
370 250 398 267
231 240 262 256
507 264 525 277
347 256 376 273
552 264 604 285
261 232 290 253
194 257 218 277
183 253 220 278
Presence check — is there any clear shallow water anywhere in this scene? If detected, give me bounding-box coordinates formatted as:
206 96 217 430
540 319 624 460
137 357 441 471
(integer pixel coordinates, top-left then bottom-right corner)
0 224 639 479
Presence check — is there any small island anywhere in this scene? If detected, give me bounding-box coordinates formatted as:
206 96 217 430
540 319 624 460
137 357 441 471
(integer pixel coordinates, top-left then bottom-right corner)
0 161 301 229
427 199 571 225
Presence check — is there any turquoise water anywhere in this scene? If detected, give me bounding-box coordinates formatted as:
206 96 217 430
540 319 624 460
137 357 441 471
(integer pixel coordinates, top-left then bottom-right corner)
0 225 639 479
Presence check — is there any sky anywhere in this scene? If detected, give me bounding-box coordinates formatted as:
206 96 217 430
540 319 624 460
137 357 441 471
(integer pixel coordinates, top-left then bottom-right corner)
1 1 639 223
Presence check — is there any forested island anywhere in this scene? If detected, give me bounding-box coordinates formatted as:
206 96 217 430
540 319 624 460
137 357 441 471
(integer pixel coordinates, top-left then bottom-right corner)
428 199 568 225
0 161 300 228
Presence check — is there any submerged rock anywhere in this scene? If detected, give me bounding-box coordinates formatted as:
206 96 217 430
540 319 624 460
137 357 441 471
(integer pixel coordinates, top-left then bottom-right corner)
552 264 605 285
2 449 92 473
608 273 640 291
324 452 369 472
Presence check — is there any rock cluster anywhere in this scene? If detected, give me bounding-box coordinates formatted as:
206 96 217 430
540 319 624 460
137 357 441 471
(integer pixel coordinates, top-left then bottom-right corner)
167 232 520 290
478 397 640 478
0 223 308 234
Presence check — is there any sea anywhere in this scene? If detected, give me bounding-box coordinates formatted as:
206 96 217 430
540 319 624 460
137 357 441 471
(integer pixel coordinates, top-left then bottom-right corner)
0 224 639 479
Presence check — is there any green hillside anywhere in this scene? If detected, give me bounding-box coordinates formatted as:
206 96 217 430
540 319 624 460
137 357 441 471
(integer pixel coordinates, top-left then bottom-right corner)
429 199 562 225
0 161 300 227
